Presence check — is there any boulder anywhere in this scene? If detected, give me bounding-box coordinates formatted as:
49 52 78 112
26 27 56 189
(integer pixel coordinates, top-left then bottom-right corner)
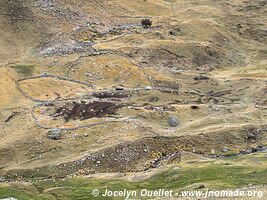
168 116 179 127
47 129 62 140
247 132 257 140
221 147 230 153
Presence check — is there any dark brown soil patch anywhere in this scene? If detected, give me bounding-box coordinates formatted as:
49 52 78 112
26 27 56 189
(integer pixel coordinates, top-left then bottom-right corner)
54 101 121 121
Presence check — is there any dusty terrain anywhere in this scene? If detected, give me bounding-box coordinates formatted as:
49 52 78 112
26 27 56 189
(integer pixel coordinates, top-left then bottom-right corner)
0 0 266 199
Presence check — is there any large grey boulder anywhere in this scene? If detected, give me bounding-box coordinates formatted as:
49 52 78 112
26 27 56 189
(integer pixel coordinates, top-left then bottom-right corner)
168 116 179 127
47 129 62 140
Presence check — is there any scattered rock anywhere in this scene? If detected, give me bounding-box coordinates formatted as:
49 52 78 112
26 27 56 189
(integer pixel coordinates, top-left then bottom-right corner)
167 151 181 163
247 132 257 140
47 129 62 140
83 133 88 137
145 86 152 90
221 147 230 153
257 145 267 152
92 90 130 98
168 116 179 127
242 149 252 154
151 160 161 168
72 134 78 140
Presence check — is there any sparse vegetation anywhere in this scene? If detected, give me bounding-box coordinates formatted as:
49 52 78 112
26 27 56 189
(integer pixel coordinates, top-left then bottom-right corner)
9 64 34 76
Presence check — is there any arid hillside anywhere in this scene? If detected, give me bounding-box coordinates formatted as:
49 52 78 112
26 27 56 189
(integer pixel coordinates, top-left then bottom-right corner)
0 0 266 199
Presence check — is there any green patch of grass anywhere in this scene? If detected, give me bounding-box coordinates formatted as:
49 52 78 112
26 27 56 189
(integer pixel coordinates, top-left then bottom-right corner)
0 184 54 200
1 163 266 200
9 64 35 76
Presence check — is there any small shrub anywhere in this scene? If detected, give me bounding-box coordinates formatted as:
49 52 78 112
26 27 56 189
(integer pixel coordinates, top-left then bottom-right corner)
141 19 152 28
